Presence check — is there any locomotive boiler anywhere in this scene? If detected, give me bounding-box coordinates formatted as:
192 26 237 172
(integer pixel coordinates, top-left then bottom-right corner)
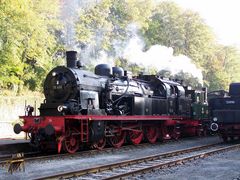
14 51 208 153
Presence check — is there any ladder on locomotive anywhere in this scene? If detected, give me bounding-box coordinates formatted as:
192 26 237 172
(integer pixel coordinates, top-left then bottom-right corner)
80 119 89 142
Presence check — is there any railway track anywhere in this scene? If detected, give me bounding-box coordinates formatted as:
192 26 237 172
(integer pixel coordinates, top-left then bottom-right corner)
0 137 205 166
0 136 203 163
0 151 39 162
33 142 239 180
0 136 212 166
0 141 165 166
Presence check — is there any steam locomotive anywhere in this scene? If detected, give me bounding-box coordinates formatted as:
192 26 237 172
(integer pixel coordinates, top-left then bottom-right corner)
209 83 240 141
14 51 208 153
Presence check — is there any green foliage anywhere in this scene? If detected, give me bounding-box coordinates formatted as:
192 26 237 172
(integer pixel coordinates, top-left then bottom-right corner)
143 2 215 65
143 2 185 54
1 0 239 93
114 58 157 76
76 0 240 91
76 0 153 55
76 0 113 50
0 0 62 92
173 71 202 89
158 70 172 78
114 58 129 69
181 11 215 67
142 1 240 91
204 45 240 90
158 70 202 88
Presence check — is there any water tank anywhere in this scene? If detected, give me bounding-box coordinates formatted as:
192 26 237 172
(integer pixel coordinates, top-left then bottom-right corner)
95 64 112 76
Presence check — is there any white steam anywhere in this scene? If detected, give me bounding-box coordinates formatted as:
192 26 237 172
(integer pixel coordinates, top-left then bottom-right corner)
60 0 100 50
95 51 115 67
79 44 115 67
60 2 203 85
123 25 203 84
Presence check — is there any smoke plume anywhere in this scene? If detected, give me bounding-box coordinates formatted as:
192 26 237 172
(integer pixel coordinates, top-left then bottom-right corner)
122 24 203 84
60 2 203 85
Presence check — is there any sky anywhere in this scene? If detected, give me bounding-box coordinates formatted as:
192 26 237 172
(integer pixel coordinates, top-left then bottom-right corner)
165 0 240 46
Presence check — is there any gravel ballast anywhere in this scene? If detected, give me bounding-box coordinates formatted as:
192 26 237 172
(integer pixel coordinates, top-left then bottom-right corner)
138 148 240 180
0 136 231 179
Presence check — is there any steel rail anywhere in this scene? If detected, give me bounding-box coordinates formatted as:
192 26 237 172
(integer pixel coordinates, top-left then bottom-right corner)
0 142 162 166
0 151 40 163
104 144 240 180
34 142 223 180
0 136 203 166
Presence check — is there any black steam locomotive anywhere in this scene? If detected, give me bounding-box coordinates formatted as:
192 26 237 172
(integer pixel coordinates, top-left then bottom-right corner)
209 83 240 141
14 51 208 153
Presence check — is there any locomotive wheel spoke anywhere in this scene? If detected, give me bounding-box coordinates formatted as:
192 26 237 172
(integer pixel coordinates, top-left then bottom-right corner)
145 127 158 144
109 131 126 148
128 130 143 145
63 129 80 154
93 138 106 150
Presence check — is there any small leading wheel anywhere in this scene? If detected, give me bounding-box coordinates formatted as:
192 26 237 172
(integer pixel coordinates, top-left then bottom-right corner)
145 127 158 144
92 138 106 150
128 130 143 145
108 131 126 148
63 129 80 154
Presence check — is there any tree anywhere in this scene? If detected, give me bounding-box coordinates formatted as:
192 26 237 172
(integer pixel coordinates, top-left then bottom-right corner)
0 0 62 92
142 2 215 64
204 45 240 91
158 70 202 88
142 2 185 55
142 1 232 90
76 0 240 91
75 0 153 57
75 0 113 52
182 11 215 67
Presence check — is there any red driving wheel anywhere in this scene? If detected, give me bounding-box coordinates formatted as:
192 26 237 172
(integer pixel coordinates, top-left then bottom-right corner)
109 131 126 148
63 129 80 154
145 127 158 144
92 138 106 150
128 130 143 145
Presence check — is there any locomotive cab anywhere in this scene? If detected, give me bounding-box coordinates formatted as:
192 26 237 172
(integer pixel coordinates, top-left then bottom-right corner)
186 88 208 120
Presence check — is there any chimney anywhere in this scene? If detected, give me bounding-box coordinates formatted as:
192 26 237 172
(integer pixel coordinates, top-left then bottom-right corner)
66 51 77 68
